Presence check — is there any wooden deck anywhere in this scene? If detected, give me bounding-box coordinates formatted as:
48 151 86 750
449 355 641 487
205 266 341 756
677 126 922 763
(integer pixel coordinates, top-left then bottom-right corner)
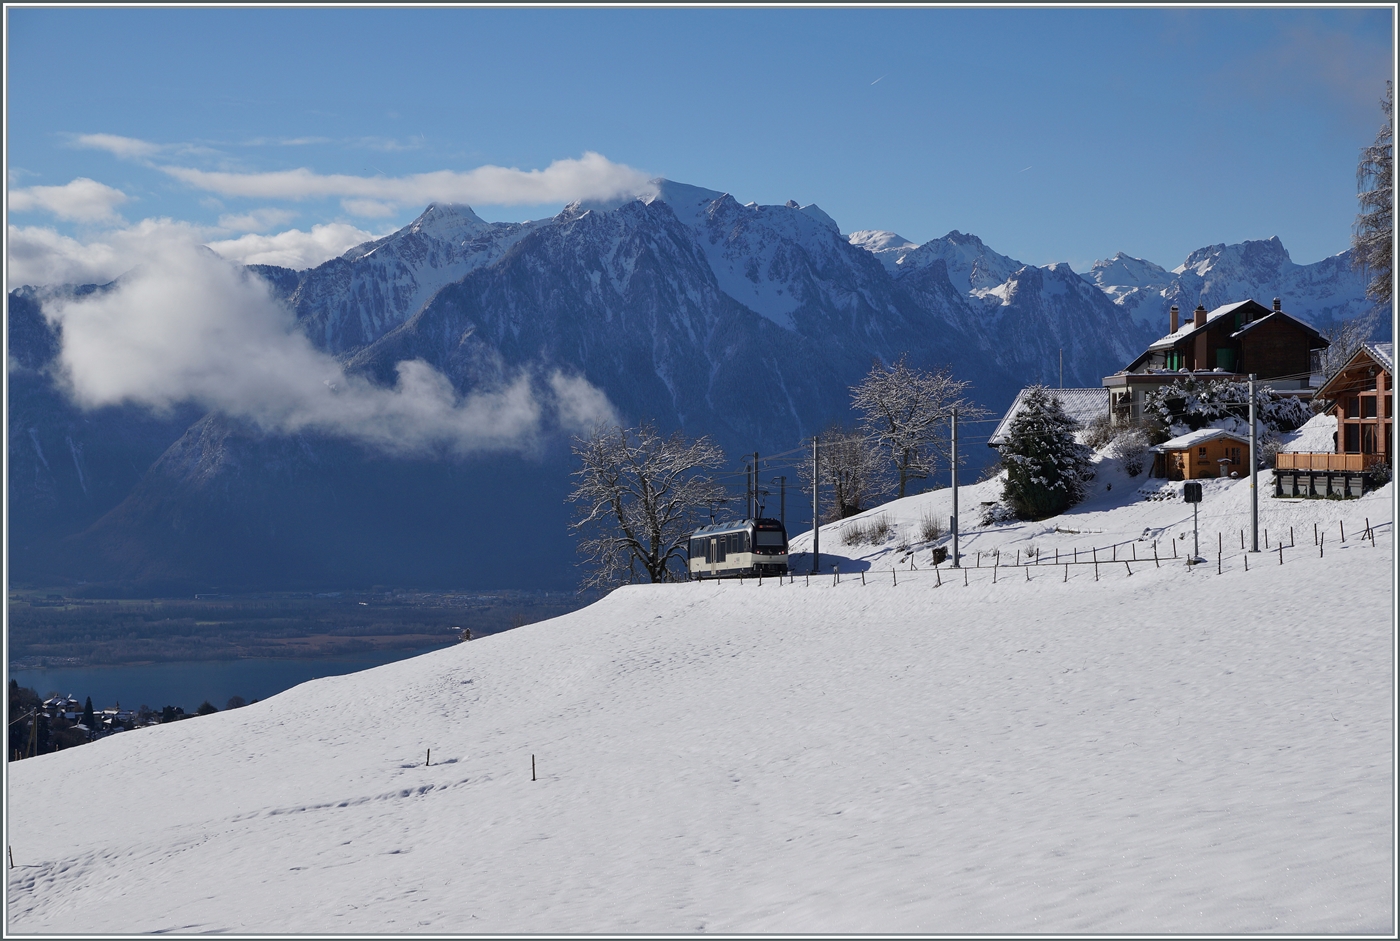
1274 452 1366 471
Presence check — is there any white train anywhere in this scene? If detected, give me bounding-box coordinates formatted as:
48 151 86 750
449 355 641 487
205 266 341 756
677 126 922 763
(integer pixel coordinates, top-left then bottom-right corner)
687 518 789 579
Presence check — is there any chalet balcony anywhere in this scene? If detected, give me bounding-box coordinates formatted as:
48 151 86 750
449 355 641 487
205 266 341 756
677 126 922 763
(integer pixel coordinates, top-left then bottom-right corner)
1274 452 1367 472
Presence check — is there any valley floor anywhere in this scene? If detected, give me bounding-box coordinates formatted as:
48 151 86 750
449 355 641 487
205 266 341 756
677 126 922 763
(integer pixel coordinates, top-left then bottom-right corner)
4 476 1395 934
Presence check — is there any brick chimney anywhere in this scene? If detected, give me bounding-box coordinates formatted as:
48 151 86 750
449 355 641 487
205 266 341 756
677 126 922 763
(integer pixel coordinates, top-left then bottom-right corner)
1170 305 1179 333
1273 297 1281 312
1193 305 1207 328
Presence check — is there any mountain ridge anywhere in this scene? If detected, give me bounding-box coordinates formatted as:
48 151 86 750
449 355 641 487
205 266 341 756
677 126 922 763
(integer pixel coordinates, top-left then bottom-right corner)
7 179 1379 590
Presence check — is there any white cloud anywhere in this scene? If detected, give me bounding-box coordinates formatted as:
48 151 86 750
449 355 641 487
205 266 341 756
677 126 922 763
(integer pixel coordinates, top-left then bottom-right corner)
39 233 616 457
7 218 215 289
7 225 125 289
8 178 130 222
206 223 378 269
159 151 651 210
8 216 376 288
340 198 399 218
71 133 162 159
215 207 299 233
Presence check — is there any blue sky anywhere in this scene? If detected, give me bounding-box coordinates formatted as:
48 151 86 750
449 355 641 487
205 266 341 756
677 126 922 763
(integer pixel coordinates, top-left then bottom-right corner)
5 6 1394 282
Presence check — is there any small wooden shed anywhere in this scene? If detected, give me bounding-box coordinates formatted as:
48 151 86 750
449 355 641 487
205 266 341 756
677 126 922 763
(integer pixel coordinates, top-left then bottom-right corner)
1150 428 1249 480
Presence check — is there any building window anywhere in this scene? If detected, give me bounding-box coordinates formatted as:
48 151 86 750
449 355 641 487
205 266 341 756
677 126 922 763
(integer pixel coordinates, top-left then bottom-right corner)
1361 395 1377 419
1362 425 1376 454
1345 397 1361 418
1344 424 1361 453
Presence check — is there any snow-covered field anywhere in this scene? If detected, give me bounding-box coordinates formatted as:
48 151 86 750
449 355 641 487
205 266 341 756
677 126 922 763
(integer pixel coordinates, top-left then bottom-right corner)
5 467 1395 935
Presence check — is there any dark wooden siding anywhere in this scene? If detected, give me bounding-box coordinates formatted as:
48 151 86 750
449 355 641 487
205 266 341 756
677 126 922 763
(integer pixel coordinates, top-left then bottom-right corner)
1240 318 1312 379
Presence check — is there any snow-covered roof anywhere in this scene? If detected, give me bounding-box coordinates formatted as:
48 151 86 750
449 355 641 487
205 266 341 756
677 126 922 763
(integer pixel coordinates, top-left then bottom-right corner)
1315 340 1395 399
1150 427 1250 453
1366 341 1394 375
989 388 1109 447
1145 300 1259 352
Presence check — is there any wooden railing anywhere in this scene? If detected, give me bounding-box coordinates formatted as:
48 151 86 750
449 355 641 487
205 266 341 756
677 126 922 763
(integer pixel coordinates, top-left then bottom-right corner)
1274 452 1366 472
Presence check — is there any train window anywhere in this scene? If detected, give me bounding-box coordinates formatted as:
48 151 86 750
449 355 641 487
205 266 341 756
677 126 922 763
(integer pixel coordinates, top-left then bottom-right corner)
754 531 785 547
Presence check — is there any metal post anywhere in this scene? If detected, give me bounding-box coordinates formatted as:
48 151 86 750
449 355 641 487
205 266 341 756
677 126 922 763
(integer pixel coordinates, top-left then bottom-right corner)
771 476 786 528
1249 373 1259 552
745 462 752 519
1193 500 1199 563
811 436 820 574
951 406 960 568
753 452 759 519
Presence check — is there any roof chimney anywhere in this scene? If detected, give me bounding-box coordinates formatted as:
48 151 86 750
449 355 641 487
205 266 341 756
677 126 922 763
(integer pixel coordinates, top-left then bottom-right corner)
1170 305 1179 333
1272 297 1281 312
1193 304 1207 328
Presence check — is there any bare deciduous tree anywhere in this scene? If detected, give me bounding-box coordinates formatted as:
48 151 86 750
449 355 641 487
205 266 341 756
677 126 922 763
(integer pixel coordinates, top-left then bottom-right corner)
850 355 985 498
1352 81 1392 308
796 424 888 522
567 423 727 589
1319 309 1381 383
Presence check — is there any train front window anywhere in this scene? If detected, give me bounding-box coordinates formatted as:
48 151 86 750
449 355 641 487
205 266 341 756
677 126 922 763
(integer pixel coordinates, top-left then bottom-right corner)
754 531 785 548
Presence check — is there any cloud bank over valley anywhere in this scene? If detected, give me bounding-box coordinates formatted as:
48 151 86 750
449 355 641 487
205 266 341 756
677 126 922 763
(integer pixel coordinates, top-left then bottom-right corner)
36 230 616 458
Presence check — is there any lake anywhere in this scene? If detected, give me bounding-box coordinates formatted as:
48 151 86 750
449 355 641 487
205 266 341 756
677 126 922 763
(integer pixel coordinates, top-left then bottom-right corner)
8 644 455 713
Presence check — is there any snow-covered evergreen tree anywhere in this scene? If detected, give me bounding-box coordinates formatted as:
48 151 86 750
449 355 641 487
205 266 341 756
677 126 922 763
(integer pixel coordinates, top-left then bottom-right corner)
998 386 1093 520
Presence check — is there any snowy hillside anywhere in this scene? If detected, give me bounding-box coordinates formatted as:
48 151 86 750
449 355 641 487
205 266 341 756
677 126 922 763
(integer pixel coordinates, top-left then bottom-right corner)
7 473 1393 934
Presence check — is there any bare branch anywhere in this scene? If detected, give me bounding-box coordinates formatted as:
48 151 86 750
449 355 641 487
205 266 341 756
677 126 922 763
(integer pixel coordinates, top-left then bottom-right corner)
849 354 988 498
567 422 727 590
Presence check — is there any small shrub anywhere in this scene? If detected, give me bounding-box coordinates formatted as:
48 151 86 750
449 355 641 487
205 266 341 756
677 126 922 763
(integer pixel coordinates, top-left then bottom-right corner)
918 511 943 543
840 520 869 546
867 514 893 542
1083 414 1115 450
979 502 1017 526
1109 424 1153 478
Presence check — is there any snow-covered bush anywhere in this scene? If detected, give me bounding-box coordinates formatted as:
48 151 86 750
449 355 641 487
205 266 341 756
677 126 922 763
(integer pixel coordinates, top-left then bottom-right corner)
997 386 1094 520
1083 414 1115 451
979 502 1018 526
1144 378 1311 436
1108 424 1153 477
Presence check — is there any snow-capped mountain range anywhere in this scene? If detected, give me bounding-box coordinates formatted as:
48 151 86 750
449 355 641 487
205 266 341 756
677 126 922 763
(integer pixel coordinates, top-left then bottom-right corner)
7 178 1379 590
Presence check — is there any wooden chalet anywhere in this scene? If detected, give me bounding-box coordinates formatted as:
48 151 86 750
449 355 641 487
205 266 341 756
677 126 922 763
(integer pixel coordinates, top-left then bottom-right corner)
1149 427 1249 480
1274 341 1393 498
1103 298 1328 425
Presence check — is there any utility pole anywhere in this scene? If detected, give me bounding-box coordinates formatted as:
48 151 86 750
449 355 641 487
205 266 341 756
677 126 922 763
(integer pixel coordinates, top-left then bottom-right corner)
753 452 759 519
1249 373 1259 552
1059 349 1063 389
951 406 960 568
811 435 820 574
771 476 786 528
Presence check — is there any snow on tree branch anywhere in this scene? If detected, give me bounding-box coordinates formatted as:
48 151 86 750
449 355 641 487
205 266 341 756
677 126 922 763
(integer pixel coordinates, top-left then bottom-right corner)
567 423 727 590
